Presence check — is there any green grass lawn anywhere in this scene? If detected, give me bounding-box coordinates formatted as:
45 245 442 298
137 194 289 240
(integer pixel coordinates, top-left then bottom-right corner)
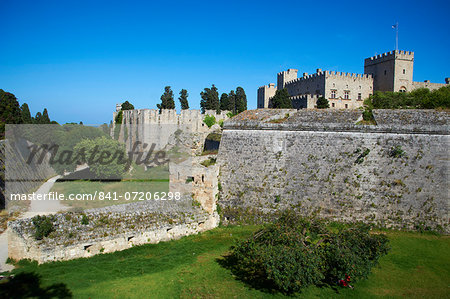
50 164 169 210
3 226 450 298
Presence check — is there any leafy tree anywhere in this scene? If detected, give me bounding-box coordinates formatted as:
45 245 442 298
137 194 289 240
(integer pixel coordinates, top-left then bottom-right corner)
74 136 128 179
316 97 330 109
219 93 229 112
121 101 134 110
179 89 189 110
0 89 22 138
235 87 247 113
157 86 175 112
271 88 292 108
200 84 220 113
367 86 450 109
20 103 33 124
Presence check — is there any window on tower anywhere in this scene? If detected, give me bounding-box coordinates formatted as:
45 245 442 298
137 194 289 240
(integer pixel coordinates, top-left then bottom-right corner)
331 90 337 99
344 90 350 100
403 69 406 74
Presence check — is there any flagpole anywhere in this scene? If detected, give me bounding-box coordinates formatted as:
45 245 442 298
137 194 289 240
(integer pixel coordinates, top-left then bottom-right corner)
395 21 399 51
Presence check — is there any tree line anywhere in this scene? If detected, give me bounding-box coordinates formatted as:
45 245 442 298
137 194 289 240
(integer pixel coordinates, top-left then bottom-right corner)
0 89 56 138
153 85 247 114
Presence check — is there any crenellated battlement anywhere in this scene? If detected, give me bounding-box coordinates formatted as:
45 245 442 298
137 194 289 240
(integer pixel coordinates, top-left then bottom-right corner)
364 50 414 66
284 70 372 87
277 68 298 76
258 83 276 89
326 71 373 80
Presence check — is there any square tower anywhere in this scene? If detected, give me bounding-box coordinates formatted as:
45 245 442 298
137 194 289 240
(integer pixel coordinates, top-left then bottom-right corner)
364 50 414 92
257 83 277 108
277 69 298 90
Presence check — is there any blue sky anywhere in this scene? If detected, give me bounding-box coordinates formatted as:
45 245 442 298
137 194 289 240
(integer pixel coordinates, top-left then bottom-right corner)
1 0 449 124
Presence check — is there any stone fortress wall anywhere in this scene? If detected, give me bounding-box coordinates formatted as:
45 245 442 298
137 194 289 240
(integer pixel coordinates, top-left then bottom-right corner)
258 50 449 109
7 108 224 263
8 198 219 264
113 108 229 154
218 109 449 232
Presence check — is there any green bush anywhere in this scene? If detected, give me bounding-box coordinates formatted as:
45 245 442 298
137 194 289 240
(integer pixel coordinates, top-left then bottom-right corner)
227 211 389 293
203 115 216 128
316 96 330 109
32 215 55 240
390 145 405 158
81 214 89 225
368 86 450 109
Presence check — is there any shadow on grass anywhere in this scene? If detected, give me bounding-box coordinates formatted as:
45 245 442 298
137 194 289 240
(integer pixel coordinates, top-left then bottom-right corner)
0 272 72 298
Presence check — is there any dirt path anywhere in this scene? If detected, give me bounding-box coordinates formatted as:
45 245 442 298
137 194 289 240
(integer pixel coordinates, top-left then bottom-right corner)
0 174 69 272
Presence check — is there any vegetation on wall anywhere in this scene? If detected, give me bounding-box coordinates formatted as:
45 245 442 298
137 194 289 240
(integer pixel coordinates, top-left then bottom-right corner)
365 86 450 109
32 215 56 240
203 115 216 128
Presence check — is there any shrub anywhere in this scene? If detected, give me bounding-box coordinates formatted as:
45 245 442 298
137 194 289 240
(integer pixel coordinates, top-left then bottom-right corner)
316 97 330 109
390 145 405 158
32 215 55 240
200 157 216 167
81 214 89 225
227 211 389 293
203 115 216 128
226 112 235 118
362 108 375 123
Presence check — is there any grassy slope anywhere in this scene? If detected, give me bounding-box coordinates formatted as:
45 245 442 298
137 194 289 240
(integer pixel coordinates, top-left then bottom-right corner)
4 227 450 298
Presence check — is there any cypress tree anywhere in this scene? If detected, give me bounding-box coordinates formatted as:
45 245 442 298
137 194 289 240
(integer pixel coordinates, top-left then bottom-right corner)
20 103 33 124
235 87 247 113
179 89 189 110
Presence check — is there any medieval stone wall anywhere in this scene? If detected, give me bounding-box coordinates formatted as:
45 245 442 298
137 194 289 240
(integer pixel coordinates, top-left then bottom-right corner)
8 198 219 263
217 109 449 232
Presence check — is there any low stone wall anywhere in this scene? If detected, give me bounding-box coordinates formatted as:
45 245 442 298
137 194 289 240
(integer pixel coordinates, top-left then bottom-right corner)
218 109 449 232
8 199 218 263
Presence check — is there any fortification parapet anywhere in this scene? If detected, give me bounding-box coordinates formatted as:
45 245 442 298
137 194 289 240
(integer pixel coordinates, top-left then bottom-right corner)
224 109 449 135
364 50 414 66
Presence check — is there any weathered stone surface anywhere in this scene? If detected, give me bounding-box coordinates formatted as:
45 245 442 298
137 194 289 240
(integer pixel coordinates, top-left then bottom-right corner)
218 109 449 232
8 198 218 263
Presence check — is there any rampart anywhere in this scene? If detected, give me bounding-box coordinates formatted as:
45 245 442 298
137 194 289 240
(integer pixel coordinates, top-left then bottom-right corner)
218 109 449 232
8 198 218 263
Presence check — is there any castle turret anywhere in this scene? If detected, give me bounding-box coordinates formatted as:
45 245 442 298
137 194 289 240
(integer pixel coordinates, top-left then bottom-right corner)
277 69 298 90
364 50 414 92
257 83 277 108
